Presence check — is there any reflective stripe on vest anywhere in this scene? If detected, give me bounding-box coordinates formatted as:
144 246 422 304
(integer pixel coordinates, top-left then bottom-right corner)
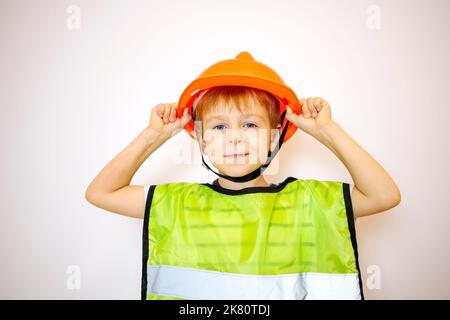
141 177 364 300
146 265 361 300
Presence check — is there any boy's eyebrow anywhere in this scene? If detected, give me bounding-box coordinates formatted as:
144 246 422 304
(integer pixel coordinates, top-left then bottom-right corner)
206 113 266 122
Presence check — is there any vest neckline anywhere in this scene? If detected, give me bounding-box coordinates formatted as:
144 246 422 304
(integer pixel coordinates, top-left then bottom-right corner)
201 176 298 195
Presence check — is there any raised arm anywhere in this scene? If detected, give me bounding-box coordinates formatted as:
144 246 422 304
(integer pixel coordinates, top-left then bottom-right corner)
316 121 401 219
285 97 401 219
84 103 191 219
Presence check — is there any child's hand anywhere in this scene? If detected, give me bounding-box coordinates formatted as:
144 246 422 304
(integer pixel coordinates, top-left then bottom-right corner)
148 103 191 139
285 97 334 138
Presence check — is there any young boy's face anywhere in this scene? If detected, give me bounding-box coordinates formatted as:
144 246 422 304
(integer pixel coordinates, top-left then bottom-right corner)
194 101 281 177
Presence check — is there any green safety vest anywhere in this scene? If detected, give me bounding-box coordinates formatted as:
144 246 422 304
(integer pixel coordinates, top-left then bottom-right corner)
141 176 364 300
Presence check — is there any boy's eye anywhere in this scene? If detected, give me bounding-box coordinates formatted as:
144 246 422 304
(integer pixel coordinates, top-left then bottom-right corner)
211 123 258 130
244 123 258 129
212 124 226 130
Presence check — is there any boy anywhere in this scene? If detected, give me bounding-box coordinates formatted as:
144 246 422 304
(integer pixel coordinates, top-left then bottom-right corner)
85 52 401 300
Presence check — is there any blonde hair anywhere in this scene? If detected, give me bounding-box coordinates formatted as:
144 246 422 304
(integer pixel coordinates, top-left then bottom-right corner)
194 86 281 129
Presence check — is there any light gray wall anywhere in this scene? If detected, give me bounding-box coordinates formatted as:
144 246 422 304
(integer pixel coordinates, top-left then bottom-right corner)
0 0 449 299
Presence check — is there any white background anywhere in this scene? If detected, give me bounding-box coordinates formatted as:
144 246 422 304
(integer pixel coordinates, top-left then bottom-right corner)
0 0 449 299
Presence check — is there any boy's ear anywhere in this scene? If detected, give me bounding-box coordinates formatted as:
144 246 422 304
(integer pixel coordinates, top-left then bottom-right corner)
193 119 201 138
269 124 282 153
193 121 206 154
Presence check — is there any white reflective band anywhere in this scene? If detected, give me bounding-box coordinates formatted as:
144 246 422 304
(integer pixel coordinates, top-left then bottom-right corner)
147 265 361 300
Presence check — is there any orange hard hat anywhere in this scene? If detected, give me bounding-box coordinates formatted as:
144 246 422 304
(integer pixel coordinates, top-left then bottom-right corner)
177 51 302 143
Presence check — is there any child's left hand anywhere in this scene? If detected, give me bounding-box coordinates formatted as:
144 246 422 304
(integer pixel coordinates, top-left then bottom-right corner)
285 97 334 138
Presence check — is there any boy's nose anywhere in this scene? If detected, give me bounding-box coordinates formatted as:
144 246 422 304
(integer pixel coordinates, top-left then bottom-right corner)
226 128 244 143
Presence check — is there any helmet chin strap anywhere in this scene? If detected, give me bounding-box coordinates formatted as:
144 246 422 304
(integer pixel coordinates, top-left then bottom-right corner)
194 110 289 183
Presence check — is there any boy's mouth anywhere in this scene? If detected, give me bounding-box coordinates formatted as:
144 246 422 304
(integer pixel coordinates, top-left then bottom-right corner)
223 152 250 158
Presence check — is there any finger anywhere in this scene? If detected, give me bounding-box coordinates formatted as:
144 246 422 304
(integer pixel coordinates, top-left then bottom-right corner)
320 99 329 109
154 104 164 118
313 97 323 112
303 98 312 118
169 104 177 122
163 104 171 123
306 98 317 118
285 106 295 121
173 108 190 131
300 99 310 118
180 108 191 128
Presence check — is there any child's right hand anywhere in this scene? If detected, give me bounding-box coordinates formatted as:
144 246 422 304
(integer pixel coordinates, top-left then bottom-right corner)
148 103 192 140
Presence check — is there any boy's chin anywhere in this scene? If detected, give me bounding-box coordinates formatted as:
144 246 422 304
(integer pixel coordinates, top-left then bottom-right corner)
214 164 261 177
